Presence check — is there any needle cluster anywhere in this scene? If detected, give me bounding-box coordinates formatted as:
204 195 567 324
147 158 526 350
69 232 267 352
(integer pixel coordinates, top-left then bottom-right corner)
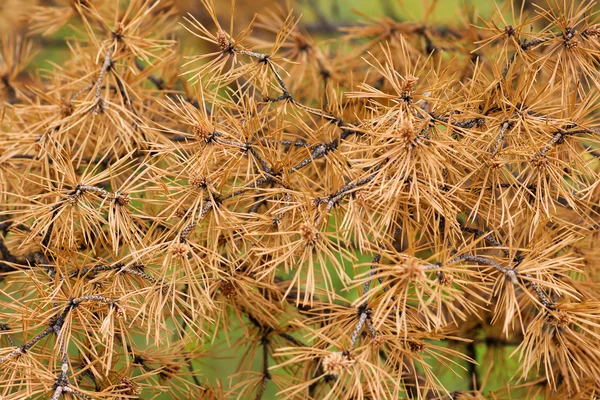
2 0 600 399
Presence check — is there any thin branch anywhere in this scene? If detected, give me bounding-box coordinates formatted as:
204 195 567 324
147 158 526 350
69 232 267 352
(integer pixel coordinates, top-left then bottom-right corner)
255 336 271 400
95 48 114 113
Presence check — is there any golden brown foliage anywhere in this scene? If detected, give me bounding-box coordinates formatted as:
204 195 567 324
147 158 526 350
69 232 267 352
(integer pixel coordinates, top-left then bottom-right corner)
2 0 600 399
